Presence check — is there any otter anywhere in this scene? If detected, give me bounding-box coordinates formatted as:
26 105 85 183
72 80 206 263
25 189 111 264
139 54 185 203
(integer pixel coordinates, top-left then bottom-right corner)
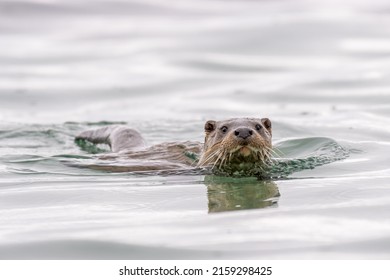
198 118 272 176
75 117 272 176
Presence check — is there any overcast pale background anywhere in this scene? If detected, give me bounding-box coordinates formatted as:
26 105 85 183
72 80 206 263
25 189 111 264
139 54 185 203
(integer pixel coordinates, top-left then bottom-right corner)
1 0 390 259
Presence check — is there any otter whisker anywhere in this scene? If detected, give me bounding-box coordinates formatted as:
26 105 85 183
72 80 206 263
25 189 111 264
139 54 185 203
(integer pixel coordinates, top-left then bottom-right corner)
264 146 274 154
212 151 221 168
218 151 225 169
218 153 226 170
200 148 220 166
212 155 223 169
260 154 266 165
263 147 274 158
205 150 219 163
262 150 272 166
270 146 284 157
204 149 220 167
219 150 229 170
260 150 265 161
202 142 224 163
212 150 224 169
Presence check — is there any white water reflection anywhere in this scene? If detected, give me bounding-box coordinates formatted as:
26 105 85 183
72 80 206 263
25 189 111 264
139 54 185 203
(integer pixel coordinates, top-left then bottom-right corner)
1 0 390 259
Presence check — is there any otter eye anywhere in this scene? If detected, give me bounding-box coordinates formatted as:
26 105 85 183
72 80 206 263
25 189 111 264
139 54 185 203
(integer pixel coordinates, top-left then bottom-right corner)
220 126 228 133
255 124 262 131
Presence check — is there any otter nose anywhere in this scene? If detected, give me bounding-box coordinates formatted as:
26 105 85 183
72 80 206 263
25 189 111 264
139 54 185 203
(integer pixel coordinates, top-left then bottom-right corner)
234 127 253 139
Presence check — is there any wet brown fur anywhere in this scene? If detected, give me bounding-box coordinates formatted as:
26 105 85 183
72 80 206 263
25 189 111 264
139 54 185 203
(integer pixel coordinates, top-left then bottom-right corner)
198 118 272 170
76 117 272 174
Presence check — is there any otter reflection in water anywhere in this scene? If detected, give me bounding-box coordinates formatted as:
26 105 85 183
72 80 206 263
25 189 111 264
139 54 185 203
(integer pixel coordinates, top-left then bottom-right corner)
75 117 273 177
205 177 279 213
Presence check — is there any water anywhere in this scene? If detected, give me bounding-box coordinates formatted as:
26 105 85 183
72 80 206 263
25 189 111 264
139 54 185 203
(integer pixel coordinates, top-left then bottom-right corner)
1 0 390 259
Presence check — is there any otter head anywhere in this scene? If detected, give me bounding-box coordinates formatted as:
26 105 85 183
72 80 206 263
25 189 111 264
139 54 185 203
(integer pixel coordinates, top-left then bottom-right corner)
198 117 272 176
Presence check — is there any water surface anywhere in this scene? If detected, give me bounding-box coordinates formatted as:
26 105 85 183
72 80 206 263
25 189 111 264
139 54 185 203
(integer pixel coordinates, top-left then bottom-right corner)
1 0 390 259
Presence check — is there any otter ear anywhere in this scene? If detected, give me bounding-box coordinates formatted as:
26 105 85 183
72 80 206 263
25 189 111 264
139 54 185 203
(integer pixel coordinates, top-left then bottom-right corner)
261 118 272 135
204 120 216 133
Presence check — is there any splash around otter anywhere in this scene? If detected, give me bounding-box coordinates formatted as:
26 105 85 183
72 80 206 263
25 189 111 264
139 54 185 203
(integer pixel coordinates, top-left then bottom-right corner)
75 117 273 177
